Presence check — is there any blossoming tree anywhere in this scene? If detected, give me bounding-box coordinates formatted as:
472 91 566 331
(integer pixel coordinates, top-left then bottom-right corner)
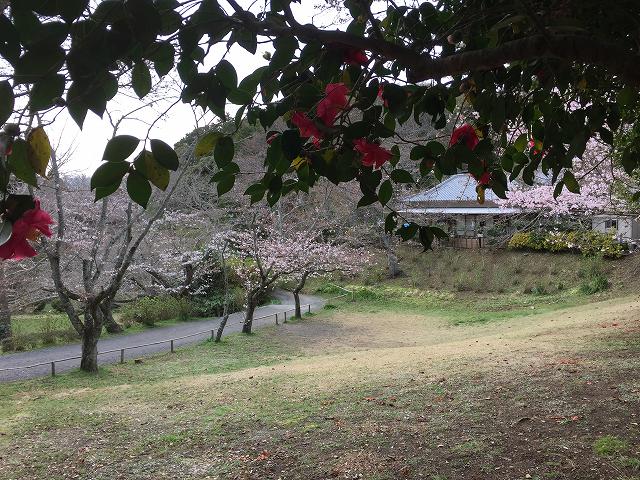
283 235 371 319
498 144 633 216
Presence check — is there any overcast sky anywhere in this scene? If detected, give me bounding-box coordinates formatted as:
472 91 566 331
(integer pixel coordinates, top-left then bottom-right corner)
51 1 345 175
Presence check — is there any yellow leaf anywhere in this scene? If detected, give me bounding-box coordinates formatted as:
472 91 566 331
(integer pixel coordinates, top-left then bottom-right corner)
194 132 222 157
290 156 307 170
27 127 51 177
134 150 170 191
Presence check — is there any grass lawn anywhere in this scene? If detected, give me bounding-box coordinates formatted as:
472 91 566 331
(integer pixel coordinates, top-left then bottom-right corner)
1 290 639 479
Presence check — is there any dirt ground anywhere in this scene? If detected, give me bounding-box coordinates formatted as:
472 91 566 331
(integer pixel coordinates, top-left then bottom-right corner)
1 296 639 480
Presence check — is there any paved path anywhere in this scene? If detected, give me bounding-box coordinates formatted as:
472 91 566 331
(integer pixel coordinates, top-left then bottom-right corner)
0 291 324 383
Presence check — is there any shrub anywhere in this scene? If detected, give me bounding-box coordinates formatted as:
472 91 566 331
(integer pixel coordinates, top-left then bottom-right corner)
120 296 195 327
579 257 610 294
508 230 624 258
191 288 245 317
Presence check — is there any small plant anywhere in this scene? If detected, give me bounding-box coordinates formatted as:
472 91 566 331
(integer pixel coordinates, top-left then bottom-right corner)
618 456 640 471
579 257 610 294
532 283 548 295
593 435 629 456
120 296 195 326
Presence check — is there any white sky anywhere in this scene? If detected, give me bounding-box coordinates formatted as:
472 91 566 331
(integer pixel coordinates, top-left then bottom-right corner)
51 1 344 174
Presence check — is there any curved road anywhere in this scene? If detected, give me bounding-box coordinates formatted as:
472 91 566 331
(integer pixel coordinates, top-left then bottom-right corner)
0 291 323 383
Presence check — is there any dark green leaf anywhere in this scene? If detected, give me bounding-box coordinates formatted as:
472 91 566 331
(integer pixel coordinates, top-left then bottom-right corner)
0 81 14 126
280 129 302 161
216 174 235 196
397 222 418 241
126 170 152 208
14 47 66 84
553 180 564 199
378 179 393 205
103 135 140 162
390 169 414 184
95 181 121 201
150 139 179 171
214 136 234 166
216 60 237 90
384 211 397 234
148 41 175 77
91 161 130 190
357 193 378 207
270 35 297 70
7 138 37 186
29 74 65 110
132 62 152 98
563 171 580 194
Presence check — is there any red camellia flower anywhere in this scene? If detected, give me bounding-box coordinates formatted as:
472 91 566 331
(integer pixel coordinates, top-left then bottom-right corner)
0 199 54 260
450 124 479 150
473 171 492 186
354 138 392 169
377 85 389 108
292 112 323 141
344 48 368 66
317 83 349 126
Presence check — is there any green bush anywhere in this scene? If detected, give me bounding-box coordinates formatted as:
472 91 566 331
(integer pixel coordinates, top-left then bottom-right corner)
579 257 610 294
191 287 245 317
120 296 195 327
508 230 624 258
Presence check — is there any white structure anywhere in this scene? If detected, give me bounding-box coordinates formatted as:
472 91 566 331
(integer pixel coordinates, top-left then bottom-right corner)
592 215 640 242
400 174 521 238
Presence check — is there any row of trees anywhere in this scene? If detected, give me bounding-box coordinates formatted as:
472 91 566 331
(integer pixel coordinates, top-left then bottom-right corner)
1 115 375 371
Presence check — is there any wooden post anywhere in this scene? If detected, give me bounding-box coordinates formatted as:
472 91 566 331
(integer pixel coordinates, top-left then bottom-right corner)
275 313 278 325
284 311 287 323
120 349 125 364
308 304 311 313
170 340 174 353
50 361 55 377
211 330 215 341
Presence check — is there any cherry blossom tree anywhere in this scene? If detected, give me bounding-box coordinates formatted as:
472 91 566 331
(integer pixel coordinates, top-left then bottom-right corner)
226 224 298 334
498 144 633 216
283 235 371 319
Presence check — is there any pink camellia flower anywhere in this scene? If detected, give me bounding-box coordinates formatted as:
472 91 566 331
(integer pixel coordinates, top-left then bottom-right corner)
344 48 368 66
292 112 323 141
317 83 349 126
354 138 392 169
450 124 479 150
0 199 54 260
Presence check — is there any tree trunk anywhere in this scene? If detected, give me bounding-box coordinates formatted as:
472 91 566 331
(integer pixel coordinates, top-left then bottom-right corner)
80 326 100 372
0 262 11 342
100 299 123 333
293 290 302 319
242 296 257 334
382 233 402 278
80 306 102 373
215 314 229 342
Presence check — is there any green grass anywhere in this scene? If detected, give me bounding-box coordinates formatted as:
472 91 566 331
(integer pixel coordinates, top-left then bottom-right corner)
2 312 198 354
594 436 630 456
329 283 585 326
